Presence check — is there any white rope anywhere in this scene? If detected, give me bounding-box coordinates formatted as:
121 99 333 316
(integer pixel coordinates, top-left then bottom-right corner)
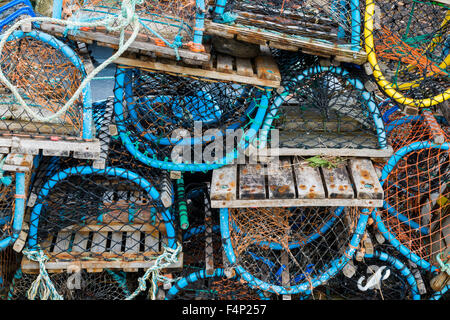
0 0 142 123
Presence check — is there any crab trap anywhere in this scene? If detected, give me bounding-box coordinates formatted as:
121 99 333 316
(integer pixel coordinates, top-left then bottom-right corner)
39 0 210 64
363 0 450 109
0 29 100 159
112 51 281 172
371 107 449 286
7 267 138 300
20 112 182 275
0 0 35 33
207 0 367 64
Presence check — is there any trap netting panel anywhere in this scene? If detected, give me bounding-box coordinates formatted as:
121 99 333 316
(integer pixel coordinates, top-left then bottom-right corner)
264 64 386 151
364 0 450 106
224 206 363 292
213 0 359 47
27 140 176 260
0 31 86 138
7 268 137 300
60 0 206 52
377 114 449 268
0 247 21 297
300 244 422 300
113 66 268 170
0 0 34 33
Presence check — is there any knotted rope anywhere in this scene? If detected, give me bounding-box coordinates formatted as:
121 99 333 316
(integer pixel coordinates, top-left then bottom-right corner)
126 242 182 300
437 252 450 276
22 247 63 300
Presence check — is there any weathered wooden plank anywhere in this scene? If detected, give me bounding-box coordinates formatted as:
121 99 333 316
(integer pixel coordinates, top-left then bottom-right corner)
235 58 254 77
216 54 234 74
321 164 354 199
239 164 266 200
258 145 394 158
90 232 108 253
348 159 383 200
267 157 295 199
292 158 326 199
58 222 166 235
210 165 237 201
53 232 72 254
109 232 123 253
281 251 291 300
144 231 160 252
3 153 33 172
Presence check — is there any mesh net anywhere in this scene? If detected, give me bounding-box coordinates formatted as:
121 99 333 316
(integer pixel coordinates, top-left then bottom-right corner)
113 66 269 170
212 0 357 47
375 109 449 269
7 268 137 300
60 0 206 53
0 32 86 138
363 0 450 107
224 206 363 292
26 134 177 263
263 55 386 151
0 1 33 33
0 247 21 299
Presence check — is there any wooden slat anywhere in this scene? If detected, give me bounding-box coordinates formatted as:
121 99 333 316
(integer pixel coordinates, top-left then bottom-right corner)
52 232 72 254
216 54 234 73
267 157 295 199
144 232 160 252
254 55 281 82
90 232 108 253
72 232 88 253
3 153 33 172
319 165 354 199
239 164 266 200
348 158 383 200
292 158 326 199
281 251 291 300
235 58 254 77
210 165 237 201
109 232 123 253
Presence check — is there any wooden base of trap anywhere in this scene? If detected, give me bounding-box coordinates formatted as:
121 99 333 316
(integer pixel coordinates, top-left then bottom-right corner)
210 156 384 208
39 22 210 66
21 223 183 274
114 50 281 88
205 20 367 65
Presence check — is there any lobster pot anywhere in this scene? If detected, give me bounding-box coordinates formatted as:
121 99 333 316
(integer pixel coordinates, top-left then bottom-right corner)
297 244 422 300
51 0 208 58
220 206 370 295
260 63 390 157
23 137 178 271
7 268 137 300
0 0 35 33
210 0 363 61
373 110 449 271
0 247 21 296
364 0 450 106
0 30 95 150
113 66 270 172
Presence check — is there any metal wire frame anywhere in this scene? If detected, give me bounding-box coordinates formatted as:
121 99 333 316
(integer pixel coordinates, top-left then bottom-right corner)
259 64 388 152
220 206 370 295
0 29 94 140
211 0 362 51
51 0 207 54
112 65 271 172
